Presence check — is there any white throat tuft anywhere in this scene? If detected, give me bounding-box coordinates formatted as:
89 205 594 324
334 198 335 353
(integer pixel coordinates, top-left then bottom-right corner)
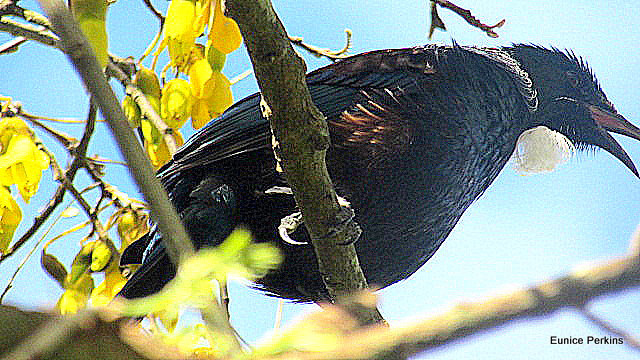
511 126 575 174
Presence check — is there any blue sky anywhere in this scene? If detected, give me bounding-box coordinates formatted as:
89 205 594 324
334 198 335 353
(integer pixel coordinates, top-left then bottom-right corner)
1 0 640 359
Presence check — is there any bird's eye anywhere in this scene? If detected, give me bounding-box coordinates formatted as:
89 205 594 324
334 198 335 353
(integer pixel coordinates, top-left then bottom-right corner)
566 71 581 88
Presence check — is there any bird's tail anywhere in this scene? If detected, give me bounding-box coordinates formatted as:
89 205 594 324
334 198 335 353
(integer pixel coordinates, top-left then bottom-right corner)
118 229 176 299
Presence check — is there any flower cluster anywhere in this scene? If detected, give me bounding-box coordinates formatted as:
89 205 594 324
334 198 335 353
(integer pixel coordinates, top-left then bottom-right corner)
0 117 49 254
123 0 241 168
49 208 149 314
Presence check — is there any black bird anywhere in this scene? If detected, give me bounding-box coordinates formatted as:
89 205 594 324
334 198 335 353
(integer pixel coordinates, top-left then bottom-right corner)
119 44 640 302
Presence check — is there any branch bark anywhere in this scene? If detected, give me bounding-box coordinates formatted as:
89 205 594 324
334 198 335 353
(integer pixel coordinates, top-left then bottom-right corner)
224 0 382 324
260 250 640 360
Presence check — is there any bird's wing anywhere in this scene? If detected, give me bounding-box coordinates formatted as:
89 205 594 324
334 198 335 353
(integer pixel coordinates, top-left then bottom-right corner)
159 46 438 179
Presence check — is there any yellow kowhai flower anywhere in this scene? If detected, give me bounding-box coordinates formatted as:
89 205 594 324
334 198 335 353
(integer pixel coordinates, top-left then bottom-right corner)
144 125 184 169
209 0 242 54
0 186 21 254
90 262 127 307
117 209 149 251
164 0 210 70
0 117 31 150
161 78 193 129
57 272 94 315
0 133 50 202
188 58 232 129
90 240 112 272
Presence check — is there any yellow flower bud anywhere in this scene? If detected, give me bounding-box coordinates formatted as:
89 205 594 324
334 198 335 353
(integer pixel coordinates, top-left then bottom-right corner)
0 117 31 152
0 134 50 202
90 240 112 272
122 95 141 128
57 273 94 314
144 129 184 169
0 186 21 254
117 209 149 250
191 99 211 129
134 67 162 99
90 262 126 306
209 0 242 54
161 79 193 129
66 241 94 285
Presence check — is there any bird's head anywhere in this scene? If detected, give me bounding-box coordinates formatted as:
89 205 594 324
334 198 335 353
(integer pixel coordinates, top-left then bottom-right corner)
507 44 640 176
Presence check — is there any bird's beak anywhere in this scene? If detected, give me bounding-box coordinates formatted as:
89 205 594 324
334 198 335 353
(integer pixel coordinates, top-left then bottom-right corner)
589 105 640 177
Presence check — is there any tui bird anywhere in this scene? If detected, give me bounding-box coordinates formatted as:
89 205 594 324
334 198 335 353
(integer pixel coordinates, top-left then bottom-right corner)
119 44 640 302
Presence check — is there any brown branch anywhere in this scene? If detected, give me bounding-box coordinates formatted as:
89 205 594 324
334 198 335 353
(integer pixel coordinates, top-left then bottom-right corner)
225 0 382 325
19 111 78 148
0 306 151 360
141 0 164 27
0 37 26 54
431 0 505 38
289 28 352 61
0 1 51 28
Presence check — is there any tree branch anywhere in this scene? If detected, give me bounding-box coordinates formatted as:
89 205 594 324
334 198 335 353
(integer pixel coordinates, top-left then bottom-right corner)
578 306 640 351
0 17 60 50
224 0 382 324
0 306 150 360
140 0 164 27
289 28 352 61
260 249 640 360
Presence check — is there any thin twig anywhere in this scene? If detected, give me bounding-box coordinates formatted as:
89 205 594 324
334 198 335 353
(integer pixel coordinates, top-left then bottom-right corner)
229 68 253 85
0 37 26 54
289 28 352 61
22 114 95 124
88 155 128 166
0 17 60 49
141 0 164 27
138 25 163 63
1 2 52 28
274 299 283 330
578 306 640 352
20 112 78 148
431 0 505 38
34 103 120 259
